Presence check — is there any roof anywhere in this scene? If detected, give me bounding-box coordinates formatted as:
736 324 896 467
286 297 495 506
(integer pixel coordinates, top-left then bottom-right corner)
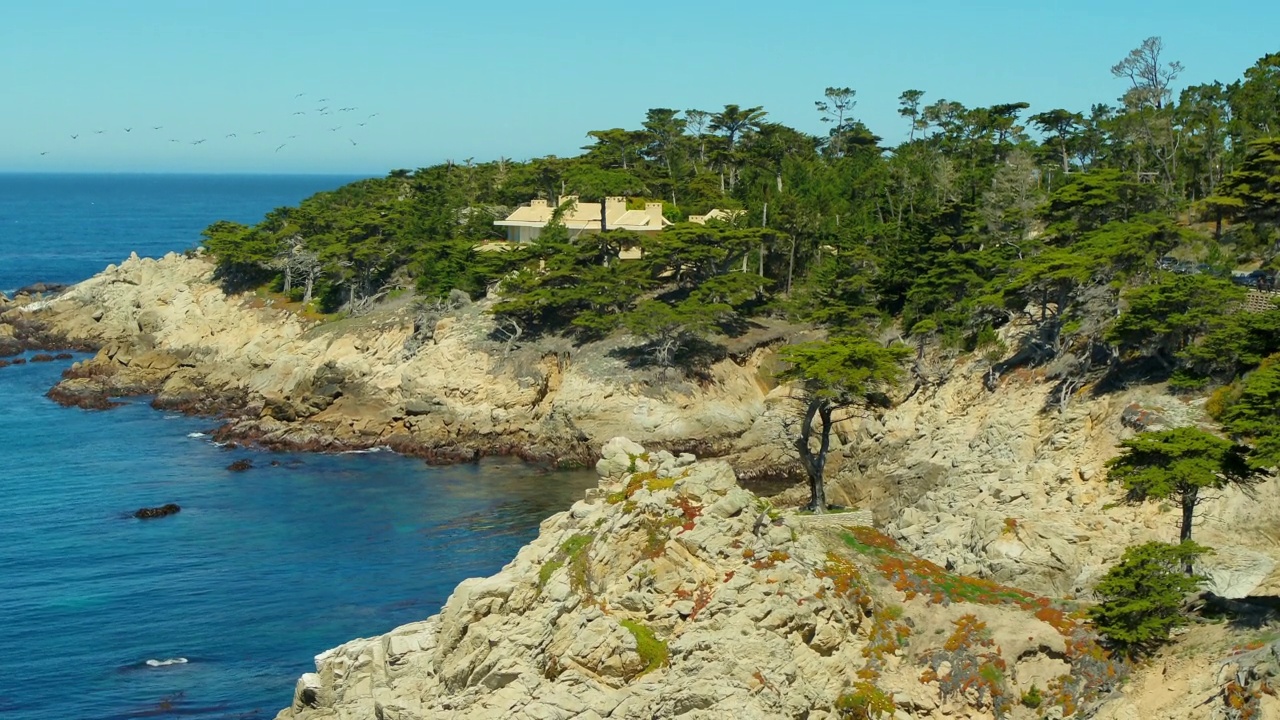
495 196 671 232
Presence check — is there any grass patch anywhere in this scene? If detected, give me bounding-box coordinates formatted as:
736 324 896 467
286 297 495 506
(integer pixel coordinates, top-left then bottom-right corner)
606 469 659 505
645 476 676 492
538 533 594 592
619 619 668 676
561 534 594 594
538 559 563 588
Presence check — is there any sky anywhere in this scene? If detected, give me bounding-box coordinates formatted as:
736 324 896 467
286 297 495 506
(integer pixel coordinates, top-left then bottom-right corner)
2 0 1277 175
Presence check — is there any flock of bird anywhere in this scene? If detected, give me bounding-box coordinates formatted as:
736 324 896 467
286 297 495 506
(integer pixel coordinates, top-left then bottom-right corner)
36 92 380 157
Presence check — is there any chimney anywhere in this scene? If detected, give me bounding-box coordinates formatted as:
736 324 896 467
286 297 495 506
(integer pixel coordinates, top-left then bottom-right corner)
604 197 626 226
645 202 665 227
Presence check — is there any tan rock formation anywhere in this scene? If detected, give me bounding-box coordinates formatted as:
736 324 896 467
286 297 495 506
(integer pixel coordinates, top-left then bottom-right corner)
274 440 1130 720
24 253 778 464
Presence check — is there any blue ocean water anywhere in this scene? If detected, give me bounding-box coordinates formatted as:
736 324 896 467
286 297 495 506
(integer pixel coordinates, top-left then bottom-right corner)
0 175 596 719
0 173 361 293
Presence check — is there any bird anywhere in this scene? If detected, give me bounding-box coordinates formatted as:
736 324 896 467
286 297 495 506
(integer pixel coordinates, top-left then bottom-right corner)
252 130 265 135
294 92 306 99
287 135 298 139
225 133 237 138
367 113 379 118
339 107 356 112
94 130 105 134
318 97 329 102
357 122 367 127
169 139 180 143
319 111 331 116
39 151 49 156
292 111 306 116
275 143 286 152
330 126 342 132
349 138 357 146
124 127 132 132
70 134 79 140
191 139 206 145
316 106 329 112
152 125 163 130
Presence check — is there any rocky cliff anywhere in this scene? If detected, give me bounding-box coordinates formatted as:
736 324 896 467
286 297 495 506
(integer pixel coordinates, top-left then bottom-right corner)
273 439 1280 720
16 253 786 466
786 357 1280 602
274 439 1134 720
9 252 1280 603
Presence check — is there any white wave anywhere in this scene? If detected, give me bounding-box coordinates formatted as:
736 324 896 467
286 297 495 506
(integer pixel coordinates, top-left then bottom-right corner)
163 414 180 420
145 657 188 667
186 432 207 438
340 446 387 455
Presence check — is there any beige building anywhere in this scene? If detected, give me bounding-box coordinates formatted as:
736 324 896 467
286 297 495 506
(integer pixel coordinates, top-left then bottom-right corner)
688 208 746 225
494 196 671 244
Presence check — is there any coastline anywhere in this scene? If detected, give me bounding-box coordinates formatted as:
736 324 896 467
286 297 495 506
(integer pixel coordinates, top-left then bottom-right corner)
2 253 803 476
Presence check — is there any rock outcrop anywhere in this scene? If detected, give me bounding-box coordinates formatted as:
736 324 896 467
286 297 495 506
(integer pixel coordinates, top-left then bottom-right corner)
779 357 1280 601
275 440 1133 720
18 254 783 469
133 503 181 519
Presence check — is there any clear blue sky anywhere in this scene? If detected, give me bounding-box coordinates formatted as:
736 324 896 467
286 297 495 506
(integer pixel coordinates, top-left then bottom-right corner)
2 0 1276 174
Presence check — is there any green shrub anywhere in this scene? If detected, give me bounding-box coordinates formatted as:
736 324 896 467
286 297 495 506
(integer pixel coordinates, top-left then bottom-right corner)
1088 541 1209 657
619 619 668 676
1020 684 1043 709
835 681 895 718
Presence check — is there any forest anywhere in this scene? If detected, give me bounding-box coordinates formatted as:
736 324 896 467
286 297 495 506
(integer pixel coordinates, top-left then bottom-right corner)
204 37 1279 435
201 38 1280 653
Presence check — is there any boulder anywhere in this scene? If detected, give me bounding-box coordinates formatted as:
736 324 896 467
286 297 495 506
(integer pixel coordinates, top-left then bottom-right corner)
133 503 181 519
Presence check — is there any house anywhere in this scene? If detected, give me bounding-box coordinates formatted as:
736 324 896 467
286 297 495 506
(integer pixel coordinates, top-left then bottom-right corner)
494 196 670 244
688 208 745 225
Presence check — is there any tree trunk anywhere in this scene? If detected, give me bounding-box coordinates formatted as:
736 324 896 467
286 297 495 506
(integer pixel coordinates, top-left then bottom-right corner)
795 398 832 513
303 273 315 305
1180 487 1197 574
282 264 293 294
786 235 796 296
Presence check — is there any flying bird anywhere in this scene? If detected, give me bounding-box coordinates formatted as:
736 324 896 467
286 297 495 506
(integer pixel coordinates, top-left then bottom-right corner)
169 139 181 143
40 151 49 156
94 130 105 134
225 133 237 138
287 135 298 139
191 139 206 145
339 107 356 112
252 130 265 135
152 126 163 130
318 98 329 102
292 111 306 116
124 127 132 132
275 143 286 152
316 106 329 112
357 122 367 127
349 138 357 146
70 134 78 140
367 113 379 118
294 92 306 99
330 126 342 132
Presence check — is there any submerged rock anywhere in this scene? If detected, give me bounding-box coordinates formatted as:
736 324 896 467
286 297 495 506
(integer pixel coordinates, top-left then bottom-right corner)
226 459 253 472
133 503 181 520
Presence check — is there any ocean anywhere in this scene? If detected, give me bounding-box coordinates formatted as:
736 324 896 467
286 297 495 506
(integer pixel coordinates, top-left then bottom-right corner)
0 174 596 719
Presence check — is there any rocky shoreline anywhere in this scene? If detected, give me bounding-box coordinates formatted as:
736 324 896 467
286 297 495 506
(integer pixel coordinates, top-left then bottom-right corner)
9 255 1280 717
274 439 1280 720
1 253 806 475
